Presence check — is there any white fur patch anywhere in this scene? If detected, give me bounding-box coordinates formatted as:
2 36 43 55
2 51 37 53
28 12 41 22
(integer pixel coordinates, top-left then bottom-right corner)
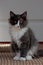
10 25 28 47
26 55 32 60
19 57 26 60
14 20 20 28
16 40 22 47
13 57 26 60
13 52 20 60
13 56 20 60
11 27 27 40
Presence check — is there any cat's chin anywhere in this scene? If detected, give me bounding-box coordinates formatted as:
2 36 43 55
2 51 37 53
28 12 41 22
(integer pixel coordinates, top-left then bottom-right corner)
14 27 21 31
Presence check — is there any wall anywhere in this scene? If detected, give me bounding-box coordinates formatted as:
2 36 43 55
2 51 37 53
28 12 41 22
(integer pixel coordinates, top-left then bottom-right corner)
0 0 43 42
0 21 43 42
0 0 43 19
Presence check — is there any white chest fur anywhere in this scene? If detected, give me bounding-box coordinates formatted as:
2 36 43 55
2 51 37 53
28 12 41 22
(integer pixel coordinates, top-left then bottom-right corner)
10 26 28 47
11 27 28 41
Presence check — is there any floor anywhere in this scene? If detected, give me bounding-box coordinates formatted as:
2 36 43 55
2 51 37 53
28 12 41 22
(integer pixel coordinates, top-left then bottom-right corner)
0 52 43 65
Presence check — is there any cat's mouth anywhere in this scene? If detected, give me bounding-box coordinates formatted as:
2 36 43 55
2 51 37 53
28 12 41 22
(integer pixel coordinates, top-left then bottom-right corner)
14 27 21 31
16 27 20 30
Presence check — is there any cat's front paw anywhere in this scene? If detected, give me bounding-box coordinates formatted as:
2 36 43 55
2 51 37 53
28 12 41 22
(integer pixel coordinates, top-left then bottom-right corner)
19 57 26 61
26 55 32 60
13 56 20 60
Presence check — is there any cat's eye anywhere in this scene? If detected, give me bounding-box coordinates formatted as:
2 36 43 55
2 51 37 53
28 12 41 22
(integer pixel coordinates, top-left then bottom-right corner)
20 18 23 24
20 21 23 24
14 21 17 24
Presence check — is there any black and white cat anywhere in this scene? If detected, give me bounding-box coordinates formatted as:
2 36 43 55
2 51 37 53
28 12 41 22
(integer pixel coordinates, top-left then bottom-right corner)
9 11 39 60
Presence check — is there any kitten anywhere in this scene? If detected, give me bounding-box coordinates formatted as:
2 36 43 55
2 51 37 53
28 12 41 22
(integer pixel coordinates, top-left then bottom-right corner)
9 11 39 60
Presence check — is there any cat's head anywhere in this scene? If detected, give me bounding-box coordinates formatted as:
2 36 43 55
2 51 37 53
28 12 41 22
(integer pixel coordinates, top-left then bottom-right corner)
9 11 28 29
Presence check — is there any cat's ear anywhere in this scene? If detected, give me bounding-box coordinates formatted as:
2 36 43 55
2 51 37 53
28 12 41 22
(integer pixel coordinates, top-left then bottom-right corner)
21 11 27 18
10 11 15 17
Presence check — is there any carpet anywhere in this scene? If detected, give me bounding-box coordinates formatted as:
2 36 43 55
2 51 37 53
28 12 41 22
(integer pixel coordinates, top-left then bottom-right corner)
0 52 43 65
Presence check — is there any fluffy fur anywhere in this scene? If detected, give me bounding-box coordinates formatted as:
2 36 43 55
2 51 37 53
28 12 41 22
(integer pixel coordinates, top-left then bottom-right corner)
9 11 39 60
